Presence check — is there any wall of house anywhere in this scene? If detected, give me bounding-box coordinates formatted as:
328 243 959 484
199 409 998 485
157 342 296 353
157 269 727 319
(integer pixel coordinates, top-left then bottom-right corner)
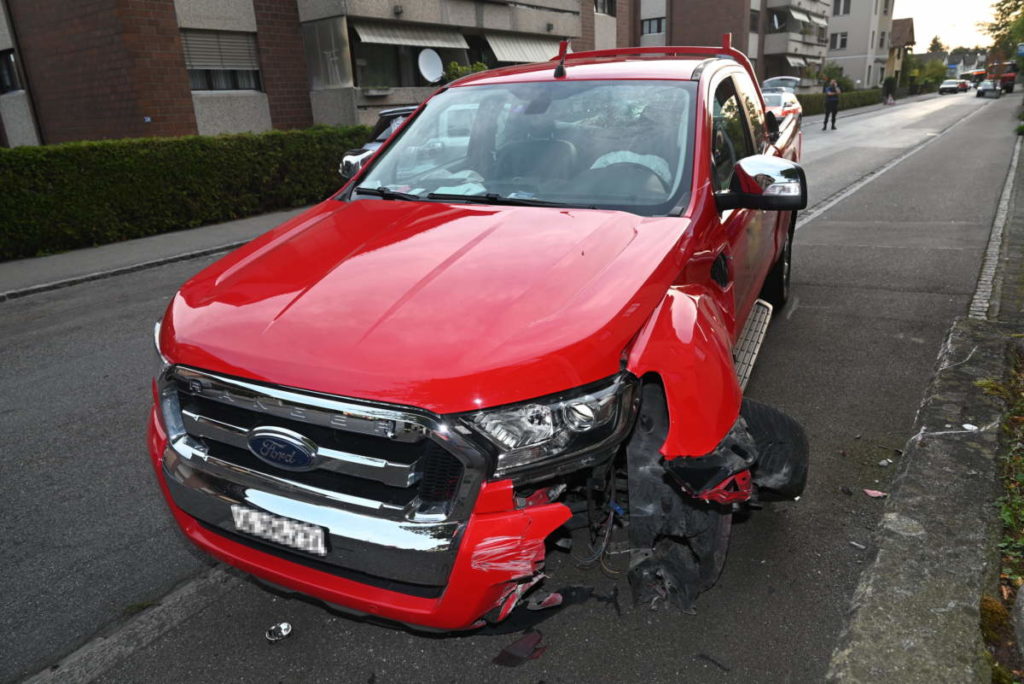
0 90 38 145
173 0 257 31
253 0 314 129
6 0 196 143
668 0 748 54
192 90 272 134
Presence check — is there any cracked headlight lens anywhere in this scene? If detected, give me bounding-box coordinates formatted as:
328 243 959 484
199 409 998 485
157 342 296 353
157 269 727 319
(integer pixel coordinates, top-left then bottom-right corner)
462 374 637 480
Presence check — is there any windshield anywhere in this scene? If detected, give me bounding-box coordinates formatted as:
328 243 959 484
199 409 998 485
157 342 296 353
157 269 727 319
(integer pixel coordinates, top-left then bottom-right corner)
764 94 783 106
353 80 697 215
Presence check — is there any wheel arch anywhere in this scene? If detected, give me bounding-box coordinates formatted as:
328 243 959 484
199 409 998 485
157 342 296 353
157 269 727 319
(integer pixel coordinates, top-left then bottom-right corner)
626 286 742 459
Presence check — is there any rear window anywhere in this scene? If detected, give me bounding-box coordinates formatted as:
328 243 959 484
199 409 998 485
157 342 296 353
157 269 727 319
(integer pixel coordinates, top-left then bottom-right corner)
764 94 783 106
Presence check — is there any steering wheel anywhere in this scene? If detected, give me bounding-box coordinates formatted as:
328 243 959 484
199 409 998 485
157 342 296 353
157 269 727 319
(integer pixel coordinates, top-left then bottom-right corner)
591 162 670 193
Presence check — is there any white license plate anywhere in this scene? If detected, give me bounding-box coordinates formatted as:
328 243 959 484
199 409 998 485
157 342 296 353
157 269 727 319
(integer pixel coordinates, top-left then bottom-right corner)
230 505 327 556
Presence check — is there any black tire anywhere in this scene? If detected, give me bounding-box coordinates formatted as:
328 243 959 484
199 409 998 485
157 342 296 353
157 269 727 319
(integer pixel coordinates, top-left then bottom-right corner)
760 213 794 309
740 399 809 500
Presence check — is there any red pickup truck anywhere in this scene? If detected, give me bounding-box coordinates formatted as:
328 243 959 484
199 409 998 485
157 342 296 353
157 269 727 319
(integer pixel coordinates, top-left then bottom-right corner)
150 36 809 630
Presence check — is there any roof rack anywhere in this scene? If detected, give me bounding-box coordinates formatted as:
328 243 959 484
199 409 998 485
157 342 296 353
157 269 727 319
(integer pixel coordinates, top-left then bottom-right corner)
550 34 761 102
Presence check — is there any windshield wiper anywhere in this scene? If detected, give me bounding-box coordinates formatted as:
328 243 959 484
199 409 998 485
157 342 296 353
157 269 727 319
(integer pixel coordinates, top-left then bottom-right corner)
426 192 573 207
354 186 421 201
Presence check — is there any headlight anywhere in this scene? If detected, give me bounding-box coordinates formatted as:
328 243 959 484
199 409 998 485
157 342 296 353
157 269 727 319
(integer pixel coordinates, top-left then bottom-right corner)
152 320 184 439
460 374 638 481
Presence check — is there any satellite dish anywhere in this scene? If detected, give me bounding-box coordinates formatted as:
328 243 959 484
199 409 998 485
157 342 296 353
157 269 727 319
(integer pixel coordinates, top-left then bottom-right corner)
418 48 444 83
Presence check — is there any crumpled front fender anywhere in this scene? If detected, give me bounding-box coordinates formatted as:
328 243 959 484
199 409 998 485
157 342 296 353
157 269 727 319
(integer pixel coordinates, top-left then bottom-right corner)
626 287 741 458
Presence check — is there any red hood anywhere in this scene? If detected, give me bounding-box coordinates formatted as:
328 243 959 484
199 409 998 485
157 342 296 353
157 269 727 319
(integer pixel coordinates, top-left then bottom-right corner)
163 199 689 413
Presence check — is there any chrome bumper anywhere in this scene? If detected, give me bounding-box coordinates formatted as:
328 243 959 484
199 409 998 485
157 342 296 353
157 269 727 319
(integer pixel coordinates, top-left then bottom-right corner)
162 446 464 590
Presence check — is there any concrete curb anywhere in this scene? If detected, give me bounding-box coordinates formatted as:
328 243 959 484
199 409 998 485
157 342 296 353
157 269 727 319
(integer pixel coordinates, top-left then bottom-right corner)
826 318 1007 682
0 240 247 303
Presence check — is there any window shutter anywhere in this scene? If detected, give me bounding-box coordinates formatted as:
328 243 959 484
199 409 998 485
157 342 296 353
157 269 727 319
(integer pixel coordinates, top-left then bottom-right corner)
182 31 259 71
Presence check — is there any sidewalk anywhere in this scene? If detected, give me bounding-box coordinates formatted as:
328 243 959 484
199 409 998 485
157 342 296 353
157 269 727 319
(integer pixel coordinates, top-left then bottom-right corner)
802 91 938 128
826 136 1024 681
0 205 310 301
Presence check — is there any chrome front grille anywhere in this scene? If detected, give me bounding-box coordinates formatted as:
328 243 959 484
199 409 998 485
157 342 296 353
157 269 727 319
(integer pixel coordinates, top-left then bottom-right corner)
158 366 481 523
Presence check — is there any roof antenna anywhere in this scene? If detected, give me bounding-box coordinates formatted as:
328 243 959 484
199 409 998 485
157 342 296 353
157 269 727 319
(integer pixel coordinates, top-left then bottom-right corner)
554 40 569 78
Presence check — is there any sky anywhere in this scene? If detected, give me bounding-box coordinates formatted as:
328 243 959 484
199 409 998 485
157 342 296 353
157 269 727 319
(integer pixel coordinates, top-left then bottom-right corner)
895 0 994 50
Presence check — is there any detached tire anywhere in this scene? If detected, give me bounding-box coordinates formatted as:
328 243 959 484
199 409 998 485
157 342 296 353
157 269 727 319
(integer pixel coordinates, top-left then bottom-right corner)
760 214 794 309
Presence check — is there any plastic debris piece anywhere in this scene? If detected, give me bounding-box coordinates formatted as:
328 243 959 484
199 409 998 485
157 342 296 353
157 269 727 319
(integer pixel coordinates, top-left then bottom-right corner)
493 630 546 667
863 489 888 498
554 537 573 551
963 423 979 432
265 622 292 642
849 541 867 550
878 459 892 467
854 434 862 440
525 591 563 611
610 500 626 516
840 486 854 496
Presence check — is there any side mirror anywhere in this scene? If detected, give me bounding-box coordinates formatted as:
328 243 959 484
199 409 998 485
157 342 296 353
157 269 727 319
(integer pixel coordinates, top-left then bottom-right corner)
714 155 808 213
764 111 780 144
339 148 372 180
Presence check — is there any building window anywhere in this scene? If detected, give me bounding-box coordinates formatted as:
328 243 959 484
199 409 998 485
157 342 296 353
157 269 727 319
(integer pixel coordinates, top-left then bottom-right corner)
768 10 788 33
302 17 352 89
595 0 616 16
829 32 848 49
182 30 262 91
832 0 851 16
750 9 760 33
641 18 665 35
883 0 889 13
0 50 21 94
879 31 886 48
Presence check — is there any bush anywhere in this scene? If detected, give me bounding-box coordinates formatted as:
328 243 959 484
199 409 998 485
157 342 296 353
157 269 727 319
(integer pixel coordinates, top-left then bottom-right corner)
0 125 370 261
796 88 883 116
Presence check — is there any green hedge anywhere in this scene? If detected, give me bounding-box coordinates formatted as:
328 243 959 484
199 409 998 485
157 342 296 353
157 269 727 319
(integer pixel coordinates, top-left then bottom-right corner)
0 125 369 261
796 88 883 116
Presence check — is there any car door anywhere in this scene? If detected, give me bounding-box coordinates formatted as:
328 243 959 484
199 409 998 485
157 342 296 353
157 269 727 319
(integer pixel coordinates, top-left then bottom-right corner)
733 72 784 297
708 73 763 330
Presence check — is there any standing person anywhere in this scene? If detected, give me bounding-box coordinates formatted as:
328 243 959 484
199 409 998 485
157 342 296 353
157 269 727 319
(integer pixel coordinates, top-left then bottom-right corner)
823 79 841 131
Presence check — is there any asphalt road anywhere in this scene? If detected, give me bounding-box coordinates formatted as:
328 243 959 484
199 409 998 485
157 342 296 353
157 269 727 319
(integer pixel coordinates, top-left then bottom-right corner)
1 91 1018 683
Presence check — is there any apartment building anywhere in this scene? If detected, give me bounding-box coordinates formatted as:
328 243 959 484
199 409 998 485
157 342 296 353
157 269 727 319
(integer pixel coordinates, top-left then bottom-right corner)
0 1 632 147
826 0 895 87
634 0 830 84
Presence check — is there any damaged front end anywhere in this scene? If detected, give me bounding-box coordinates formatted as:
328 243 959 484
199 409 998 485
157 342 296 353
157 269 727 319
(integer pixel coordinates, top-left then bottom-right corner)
625 383 809 612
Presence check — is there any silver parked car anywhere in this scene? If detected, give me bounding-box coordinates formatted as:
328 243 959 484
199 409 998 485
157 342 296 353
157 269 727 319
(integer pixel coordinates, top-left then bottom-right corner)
976 80 1003 99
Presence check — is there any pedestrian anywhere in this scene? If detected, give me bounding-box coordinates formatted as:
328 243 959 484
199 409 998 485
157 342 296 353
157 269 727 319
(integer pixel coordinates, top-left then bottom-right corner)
823 79 841 130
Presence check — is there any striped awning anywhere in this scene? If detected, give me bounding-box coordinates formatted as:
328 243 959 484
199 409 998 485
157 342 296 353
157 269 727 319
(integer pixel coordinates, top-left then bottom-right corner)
786 55 808 67
808 14 828 27
789 9 811 23
353 21 468 49
486 33 563 64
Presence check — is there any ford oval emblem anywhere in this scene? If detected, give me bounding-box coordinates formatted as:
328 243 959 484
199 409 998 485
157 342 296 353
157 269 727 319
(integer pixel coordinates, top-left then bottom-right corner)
246 427 318 471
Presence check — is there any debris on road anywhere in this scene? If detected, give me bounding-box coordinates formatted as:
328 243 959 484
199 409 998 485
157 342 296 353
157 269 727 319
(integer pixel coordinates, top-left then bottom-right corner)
962 423 979 432
265 622 292 643
863 489 888 498
841 486 854 496
696 652 731 672
850 541 867 550
878 459 893 467
493 630 546 666
525 591 563 611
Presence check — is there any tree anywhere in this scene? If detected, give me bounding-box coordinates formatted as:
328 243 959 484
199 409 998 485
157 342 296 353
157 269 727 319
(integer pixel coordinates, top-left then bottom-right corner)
928 35 946 53
986 0 1024 52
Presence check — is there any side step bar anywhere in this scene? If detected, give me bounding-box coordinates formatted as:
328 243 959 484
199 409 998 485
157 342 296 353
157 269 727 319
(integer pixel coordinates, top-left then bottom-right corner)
733 299 773 391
